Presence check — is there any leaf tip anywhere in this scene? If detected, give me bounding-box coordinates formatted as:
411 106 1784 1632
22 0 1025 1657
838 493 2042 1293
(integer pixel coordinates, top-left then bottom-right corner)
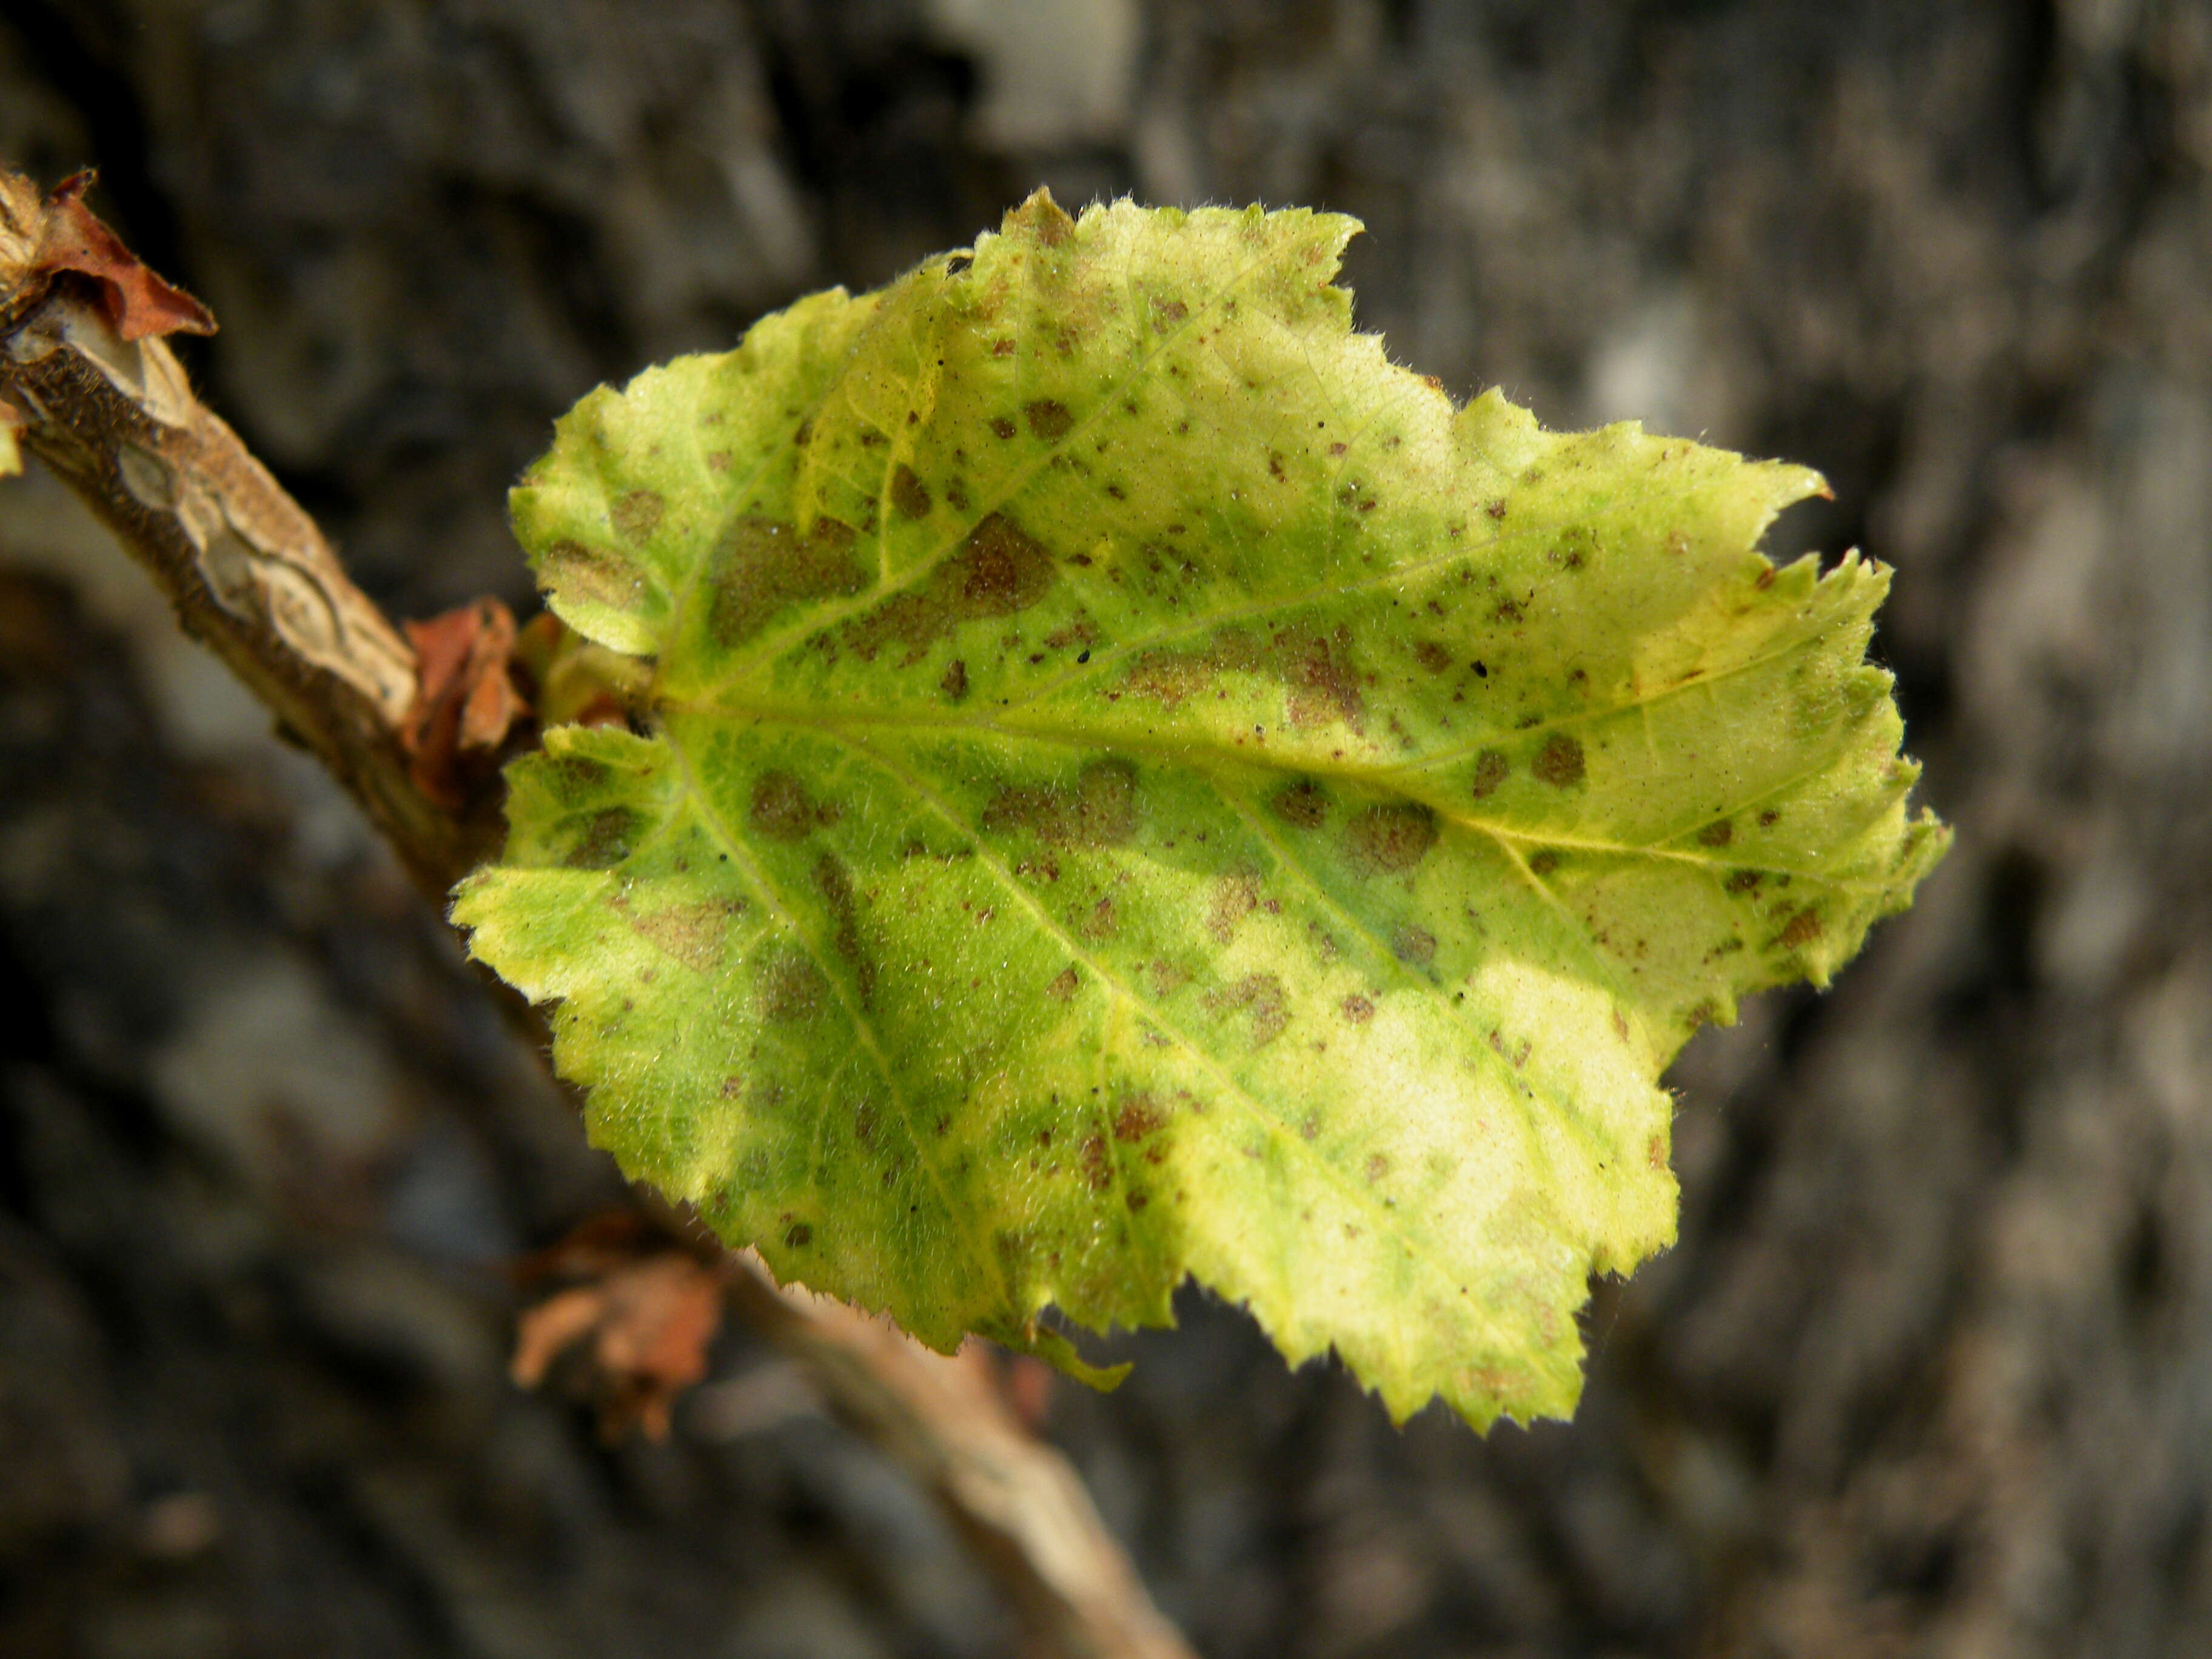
1024 1326 1131 1392
1006 186 1078 247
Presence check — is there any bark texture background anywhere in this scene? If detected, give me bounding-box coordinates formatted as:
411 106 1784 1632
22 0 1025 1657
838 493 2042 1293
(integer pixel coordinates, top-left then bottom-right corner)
4 2 2211 1655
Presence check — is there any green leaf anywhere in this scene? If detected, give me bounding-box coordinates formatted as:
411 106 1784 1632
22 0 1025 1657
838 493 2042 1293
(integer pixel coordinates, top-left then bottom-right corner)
455 193 1947 1427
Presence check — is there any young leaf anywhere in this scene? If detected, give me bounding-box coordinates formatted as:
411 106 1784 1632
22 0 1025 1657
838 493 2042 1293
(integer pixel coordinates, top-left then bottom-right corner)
455 193 1947 1427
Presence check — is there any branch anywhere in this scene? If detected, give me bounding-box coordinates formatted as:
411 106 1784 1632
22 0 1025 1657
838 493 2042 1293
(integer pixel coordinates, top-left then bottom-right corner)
0 169 492 897
723 1253 1196 1659
0 165 1193 1659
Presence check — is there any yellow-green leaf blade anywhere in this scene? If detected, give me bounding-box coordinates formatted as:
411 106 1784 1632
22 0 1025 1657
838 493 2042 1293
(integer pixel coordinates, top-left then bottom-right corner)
456 193 1948 1429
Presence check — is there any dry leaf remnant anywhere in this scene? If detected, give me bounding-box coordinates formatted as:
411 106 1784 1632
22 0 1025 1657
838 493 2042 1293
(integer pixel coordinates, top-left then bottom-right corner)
0 170 215 341
509 1212 725 1442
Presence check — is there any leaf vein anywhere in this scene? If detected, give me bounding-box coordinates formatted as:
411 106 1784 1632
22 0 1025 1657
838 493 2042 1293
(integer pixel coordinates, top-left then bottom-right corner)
660 723 1013 1318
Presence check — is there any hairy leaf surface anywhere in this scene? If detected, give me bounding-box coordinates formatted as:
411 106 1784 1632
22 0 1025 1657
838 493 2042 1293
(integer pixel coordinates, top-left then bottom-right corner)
455 193 1947 1426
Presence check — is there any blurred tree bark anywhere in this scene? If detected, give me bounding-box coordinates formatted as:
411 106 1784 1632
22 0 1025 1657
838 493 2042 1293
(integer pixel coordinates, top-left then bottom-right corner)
2 3 2209 1657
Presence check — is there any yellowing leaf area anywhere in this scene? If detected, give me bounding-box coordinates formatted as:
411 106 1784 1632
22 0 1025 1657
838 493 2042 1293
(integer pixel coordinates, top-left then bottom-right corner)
455 192 1947 1427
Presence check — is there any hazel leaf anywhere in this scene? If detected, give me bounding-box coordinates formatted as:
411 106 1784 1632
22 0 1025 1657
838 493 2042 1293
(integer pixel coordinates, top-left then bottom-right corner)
454 193 1948 1428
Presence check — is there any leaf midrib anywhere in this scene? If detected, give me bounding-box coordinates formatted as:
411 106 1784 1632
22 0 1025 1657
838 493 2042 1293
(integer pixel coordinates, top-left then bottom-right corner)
654 696 1903 896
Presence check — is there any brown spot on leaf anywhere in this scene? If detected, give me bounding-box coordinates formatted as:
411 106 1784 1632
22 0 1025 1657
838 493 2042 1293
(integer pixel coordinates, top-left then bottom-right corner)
1152 297 1188 326
1282 631 1365 729
760 948 829 1023
940 659 968 701
563 807 642 869
1080 896 1117 940
611 489 665 544
1121 627 1364 732
543 754 612 799
1341 994 1375 1024
890 464 931 520
984 759 1138 847
845 512 1057 665
1469 749 1509 799
1044 614 1097 651
1758 808 1781 828
544 540 648 611
1272 779 1329 830
1046 965 1081 1002
1414 641 1453 673
1207 873 1259 943
1391 925 1436 967
814 855 874 1005
1528 849 1562 877
1344 803 1438 877
749 771 838 842
1533 732 1586 788
626 900 741 971
1777 908 1823 950
1024 399 1074 440
1647 1133 1668 1171
708 515 868 649
1113 1093 1166 1143
1206 974 1289 1047
785 1222 813 1247
1081 1132 1111 1190
1697 819 1733 848
1726 869 1763 893
960 521 1048 608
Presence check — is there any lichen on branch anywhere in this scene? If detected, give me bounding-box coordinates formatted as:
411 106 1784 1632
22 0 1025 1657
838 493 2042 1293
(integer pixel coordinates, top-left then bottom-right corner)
0 166 493 896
